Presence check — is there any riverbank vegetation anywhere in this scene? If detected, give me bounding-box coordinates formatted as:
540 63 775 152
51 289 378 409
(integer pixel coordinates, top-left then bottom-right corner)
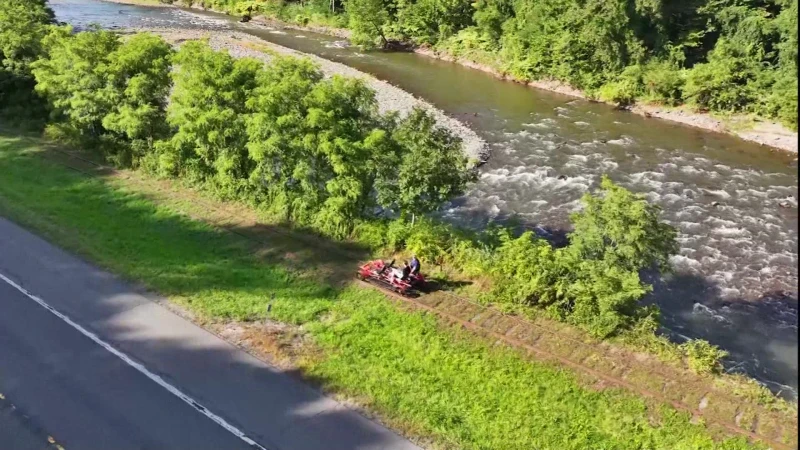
0 132 772 449
0 0 775 376
6 0 680 345
1 2 796 445
183 0 798 130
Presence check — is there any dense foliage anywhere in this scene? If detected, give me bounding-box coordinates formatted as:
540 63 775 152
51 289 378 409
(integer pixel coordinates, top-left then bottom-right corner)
153 41 473 237
23 22 474 237
214 0 798 129
0 0 54 122
356 176 679 338
6 5 726 353
32 29 174 165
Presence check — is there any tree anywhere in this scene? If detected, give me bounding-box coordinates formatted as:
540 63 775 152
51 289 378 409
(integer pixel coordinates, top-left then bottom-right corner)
32 27 121 136
157 41 261 196
394 0 475 45
382 108 474 217
0 0 53 78
246 56 325 219
346 0 391 48
566 175 678 274
31 29 173 164
101 33 174 159
532 175 680 337
303 75 386 236
0 0 54 120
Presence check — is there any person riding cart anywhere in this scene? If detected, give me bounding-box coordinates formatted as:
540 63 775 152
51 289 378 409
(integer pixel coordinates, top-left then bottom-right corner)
409 255 420 277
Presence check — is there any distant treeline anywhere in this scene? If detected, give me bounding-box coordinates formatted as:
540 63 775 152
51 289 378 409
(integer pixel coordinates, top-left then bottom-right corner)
192 0 798 129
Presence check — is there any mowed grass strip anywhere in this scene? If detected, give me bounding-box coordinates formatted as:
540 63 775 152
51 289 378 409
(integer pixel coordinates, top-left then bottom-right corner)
0 133 763 450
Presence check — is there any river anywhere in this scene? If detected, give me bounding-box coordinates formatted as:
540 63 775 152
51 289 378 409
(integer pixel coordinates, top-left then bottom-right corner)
51 0 799 400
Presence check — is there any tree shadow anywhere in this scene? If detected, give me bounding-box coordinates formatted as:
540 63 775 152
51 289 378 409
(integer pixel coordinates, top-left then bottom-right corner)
423 277 473 293
0 231 418 450
25 141 371 293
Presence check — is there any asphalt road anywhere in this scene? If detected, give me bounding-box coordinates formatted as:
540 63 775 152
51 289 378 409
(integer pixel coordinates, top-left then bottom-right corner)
0 217 420 450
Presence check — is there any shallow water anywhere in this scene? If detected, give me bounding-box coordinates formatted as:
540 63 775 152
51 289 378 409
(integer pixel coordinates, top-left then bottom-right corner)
52 0 799 399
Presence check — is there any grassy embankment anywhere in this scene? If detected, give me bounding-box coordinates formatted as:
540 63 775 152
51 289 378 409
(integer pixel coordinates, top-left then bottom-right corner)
0 130 771 450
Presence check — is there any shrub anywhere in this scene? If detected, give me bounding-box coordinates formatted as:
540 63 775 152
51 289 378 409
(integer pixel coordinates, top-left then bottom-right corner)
352 219 389 250
597 65 643 107
681 339 729 375
641 60 685 106
405 218 453 265
764 70 798 129
683 39 763 112
488 231 557 305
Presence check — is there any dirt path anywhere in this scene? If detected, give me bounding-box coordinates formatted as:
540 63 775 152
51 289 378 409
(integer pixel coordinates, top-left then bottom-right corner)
38 145 798 449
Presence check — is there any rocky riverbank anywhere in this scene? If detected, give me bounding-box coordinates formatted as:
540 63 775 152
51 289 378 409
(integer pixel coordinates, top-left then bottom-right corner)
117 27 489 162
414 47 798 154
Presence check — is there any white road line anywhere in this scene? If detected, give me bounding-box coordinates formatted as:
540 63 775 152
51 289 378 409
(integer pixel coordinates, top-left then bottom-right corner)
0 272 268 450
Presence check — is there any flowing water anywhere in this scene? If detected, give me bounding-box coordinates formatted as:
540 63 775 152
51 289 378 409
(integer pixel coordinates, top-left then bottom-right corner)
52 0 799 399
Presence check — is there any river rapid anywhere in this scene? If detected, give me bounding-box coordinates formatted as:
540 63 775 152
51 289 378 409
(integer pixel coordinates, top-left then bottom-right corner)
51 0 799 399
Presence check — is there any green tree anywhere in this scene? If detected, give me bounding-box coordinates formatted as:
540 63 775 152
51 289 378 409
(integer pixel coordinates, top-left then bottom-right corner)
157 41 261 196
246 56 325 219
31 29 173 163
394 0 475 45
346 0 391 47
0 0 54 107
303 75 388 236
381 108 474 217
101 33 174 162
566 175 678 274
32 27 121 136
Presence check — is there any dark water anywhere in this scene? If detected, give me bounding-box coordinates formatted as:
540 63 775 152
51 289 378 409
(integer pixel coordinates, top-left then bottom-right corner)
52 0 799 399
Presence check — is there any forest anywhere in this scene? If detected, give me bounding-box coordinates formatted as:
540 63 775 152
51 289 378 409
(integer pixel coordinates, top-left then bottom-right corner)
192 0 798 129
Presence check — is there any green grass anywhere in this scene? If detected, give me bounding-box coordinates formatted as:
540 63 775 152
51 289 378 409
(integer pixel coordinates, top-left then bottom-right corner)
0 132 763 449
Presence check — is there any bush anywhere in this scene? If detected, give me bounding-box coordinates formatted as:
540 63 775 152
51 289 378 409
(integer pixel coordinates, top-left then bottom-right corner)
681 339 729 375
764 70 798 129
352 219 390 250
405 218 453 265
641 60 685 106
488 231 556 305
597 66 643 107
683 39 764 113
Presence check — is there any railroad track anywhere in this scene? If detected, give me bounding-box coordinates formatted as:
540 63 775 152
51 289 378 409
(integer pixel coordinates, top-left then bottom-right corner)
36 145 797 450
